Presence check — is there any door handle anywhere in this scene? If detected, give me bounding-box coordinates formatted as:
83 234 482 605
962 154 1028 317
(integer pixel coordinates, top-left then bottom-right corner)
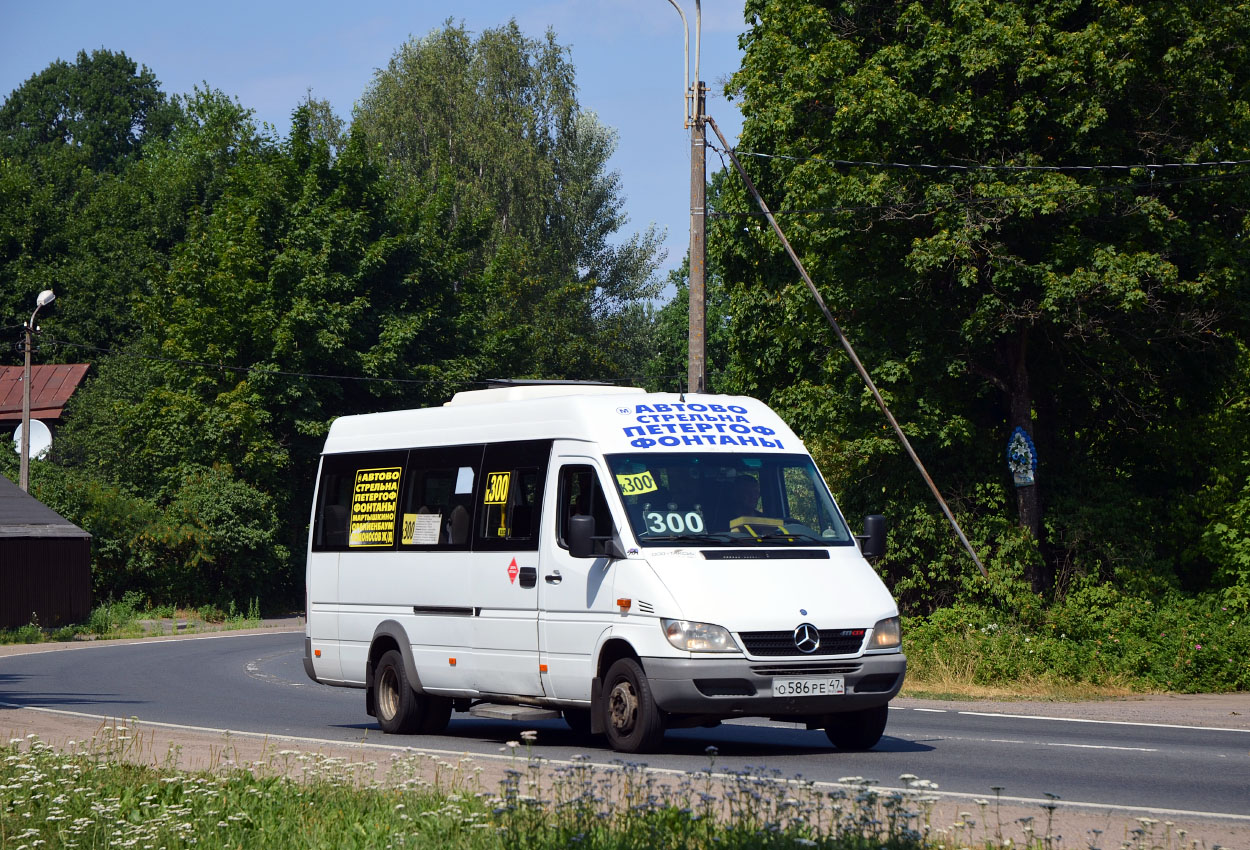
545 570 563 584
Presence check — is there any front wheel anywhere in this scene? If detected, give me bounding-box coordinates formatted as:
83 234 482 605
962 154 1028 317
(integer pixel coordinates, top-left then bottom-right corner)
601 658 665 753
823 704 888 751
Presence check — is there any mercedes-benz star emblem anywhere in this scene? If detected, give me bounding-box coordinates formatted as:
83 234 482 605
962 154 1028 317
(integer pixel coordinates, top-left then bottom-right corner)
793 623 821 654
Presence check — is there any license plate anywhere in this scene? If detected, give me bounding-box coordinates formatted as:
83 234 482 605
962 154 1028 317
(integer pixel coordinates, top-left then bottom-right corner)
772 677 845 697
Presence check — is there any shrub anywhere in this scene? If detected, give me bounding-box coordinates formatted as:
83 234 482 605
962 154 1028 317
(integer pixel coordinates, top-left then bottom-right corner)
905 585 1250 692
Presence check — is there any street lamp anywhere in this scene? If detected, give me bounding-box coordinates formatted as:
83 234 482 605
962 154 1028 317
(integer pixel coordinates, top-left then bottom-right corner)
19 288 55 492
664 0 707 394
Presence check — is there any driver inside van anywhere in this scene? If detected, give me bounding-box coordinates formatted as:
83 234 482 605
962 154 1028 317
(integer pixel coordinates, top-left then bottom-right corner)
729 474 762 521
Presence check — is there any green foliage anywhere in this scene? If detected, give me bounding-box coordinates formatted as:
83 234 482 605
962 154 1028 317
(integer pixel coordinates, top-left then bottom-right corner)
86 590 146 636
718 0 1250 605
906 587 1250 692
0 48 178 172
354 19 663 380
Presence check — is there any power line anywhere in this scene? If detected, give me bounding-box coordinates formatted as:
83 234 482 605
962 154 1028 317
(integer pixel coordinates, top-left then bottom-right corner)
30 337 660 391
729 149 1250 174
36 338 461 386
705 155 1250 219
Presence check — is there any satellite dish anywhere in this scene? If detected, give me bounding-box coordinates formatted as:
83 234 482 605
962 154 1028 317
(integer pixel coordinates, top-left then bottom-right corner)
12 419 52 460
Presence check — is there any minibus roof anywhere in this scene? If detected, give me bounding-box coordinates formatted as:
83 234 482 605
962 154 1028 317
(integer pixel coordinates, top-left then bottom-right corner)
321 386 804 456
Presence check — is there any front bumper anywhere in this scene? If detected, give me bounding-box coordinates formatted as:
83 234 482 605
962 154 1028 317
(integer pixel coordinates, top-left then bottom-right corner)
643 652 906 717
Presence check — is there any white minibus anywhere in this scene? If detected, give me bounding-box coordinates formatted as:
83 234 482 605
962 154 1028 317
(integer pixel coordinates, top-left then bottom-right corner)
303 383 905 753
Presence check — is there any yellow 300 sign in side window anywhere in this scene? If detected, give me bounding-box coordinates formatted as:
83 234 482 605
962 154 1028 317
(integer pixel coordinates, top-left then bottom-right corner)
483 471 511 505
616 471 658 495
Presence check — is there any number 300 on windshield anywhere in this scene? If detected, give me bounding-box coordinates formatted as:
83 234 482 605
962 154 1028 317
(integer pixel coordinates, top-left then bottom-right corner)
645 511 705 534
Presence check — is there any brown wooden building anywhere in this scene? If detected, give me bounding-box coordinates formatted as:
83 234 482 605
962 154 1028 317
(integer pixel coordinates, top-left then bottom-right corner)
0 473 91 629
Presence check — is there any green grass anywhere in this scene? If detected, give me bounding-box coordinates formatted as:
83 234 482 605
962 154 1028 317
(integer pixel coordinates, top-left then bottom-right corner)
0 728 1203 850
0 593 265 645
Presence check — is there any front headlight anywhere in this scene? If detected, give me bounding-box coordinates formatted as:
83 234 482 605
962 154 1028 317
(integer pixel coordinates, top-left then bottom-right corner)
661 618 740 652
870 616 902 649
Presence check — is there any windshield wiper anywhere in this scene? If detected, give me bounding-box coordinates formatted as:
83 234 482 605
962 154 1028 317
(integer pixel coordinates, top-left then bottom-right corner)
641 533 739 545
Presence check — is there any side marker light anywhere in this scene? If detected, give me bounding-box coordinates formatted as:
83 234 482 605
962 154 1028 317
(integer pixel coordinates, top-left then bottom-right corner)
616 598 632 611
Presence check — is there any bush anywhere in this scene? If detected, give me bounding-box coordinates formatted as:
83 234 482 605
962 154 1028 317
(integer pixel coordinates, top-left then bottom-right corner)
905 585 1250 692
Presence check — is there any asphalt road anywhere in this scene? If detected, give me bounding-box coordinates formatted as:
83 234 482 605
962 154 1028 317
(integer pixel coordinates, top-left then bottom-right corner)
2 631 1247 820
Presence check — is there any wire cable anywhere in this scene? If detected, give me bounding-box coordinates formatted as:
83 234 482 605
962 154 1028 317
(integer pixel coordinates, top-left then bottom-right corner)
705 158 1250 219
729 148 1250 174
31 337 655 391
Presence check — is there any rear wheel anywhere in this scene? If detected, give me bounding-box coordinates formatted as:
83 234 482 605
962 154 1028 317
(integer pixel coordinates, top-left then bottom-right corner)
601 658 664 753
823 704 888 751
419 695 453 734
374 649 441 735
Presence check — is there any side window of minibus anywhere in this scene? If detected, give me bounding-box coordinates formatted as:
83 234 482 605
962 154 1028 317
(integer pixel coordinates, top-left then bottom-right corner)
399 445 481 550
558 465 612 548
476 440 552 551
312 464 353 549
312 451 407 551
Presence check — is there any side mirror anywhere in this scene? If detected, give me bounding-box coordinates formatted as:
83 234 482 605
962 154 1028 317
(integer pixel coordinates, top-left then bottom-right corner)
568 514 595 558
858 514 887 560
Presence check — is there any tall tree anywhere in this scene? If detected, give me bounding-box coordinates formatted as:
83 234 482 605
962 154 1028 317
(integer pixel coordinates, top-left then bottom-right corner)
716 1 1250 600
0 50 184 356
353 20 662 379
0 48 178 173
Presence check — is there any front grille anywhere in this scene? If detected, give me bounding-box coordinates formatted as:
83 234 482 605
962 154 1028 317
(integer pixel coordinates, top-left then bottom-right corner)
702 549 830 560
750 663 861 677
739 629 866 657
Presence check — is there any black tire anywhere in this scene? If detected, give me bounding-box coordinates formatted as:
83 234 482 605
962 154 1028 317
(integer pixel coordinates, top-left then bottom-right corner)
601 658 665 753
374 649 424 735
824 704 889 751
419 695 453 734
562 707 595 738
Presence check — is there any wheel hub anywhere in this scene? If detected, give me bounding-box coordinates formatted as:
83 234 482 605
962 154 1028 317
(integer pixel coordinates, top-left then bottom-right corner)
607 680 639 733
378 666 399 721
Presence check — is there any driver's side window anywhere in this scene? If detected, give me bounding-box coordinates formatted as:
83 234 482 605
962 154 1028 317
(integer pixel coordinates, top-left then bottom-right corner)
557 465 613 548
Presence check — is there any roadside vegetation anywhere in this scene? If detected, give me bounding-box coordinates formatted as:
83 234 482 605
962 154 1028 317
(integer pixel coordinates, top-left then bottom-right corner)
903 590 1250 698
0 591 263 646
1 728 1197 850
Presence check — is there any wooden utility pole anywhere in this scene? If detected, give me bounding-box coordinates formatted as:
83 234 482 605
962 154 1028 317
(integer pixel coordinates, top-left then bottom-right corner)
19 319 32 492
688 80 707 393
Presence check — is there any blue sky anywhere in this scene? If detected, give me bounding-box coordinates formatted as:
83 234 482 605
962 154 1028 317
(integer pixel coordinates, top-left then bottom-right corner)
1 1 748 285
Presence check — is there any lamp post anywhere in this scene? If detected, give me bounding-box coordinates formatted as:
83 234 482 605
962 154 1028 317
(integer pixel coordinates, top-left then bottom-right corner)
19 289 55 492
665 0 706 394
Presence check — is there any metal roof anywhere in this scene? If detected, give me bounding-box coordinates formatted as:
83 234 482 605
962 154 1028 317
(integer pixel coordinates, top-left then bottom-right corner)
0 473 90 539
0 364 90 423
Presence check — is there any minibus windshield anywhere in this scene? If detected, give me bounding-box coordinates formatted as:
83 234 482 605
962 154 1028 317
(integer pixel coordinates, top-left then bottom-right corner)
605 453 854 546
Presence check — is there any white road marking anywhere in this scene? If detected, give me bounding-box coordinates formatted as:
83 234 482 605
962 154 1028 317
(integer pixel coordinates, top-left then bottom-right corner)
955 710 1250 735
912 708 947 713
988 737 1158 752
1045 742 1158 752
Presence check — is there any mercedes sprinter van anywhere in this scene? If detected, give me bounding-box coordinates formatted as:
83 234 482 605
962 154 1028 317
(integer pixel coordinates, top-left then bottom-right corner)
303 383 904 753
